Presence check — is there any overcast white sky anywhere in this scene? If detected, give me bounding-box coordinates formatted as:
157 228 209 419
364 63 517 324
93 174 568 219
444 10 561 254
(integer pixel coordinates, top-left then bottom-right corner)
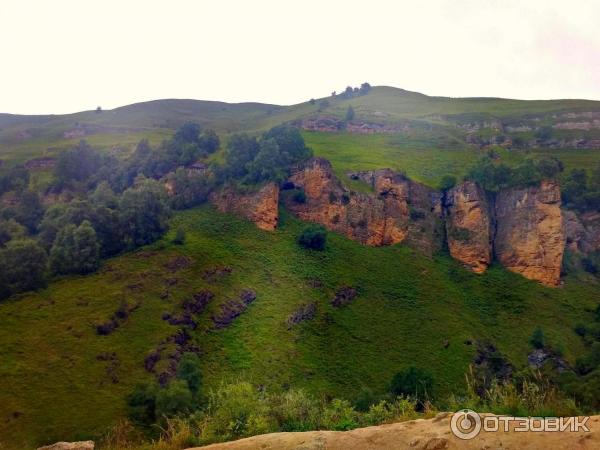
1 0 598 114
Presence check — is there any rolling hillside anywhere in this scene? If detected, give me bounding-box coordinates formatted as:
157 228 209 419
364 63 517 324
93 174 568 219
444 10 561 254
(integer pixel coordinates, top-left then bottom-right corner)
2 87 600 448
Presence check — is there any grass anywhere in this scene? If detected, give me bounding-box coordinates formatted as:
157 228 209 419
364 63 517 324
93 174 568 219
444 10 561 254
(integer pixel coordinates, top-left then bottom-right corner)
0 205 598 449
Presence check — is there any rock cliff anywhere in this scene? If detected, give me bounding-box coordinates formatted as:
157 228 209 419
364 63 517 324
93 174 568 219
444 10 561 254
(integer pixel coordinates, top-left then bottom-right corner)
210 183 279 231
494 180 566 286
444 181 492 273
209 158 573 286
283 158 443 253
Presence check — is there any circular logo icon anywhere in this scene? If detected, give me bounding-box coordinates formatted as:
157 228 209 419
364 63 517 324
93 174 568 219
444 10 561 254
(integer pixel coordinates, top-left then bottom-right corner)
450 409 482 440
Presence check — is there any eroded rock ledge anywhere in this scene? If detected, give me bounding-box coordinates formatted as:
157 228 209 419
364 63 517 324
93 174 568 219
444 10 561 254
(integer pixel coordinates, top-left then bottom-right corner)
210 157 571 286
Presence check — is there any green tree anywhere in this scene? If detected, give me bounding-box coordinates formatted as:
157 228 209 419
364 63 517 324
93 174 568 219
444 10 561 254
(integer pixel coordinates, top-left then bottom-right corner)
439 175 457 191
222 133 260 179
0 219 26 247
199 129 220 154
172 227 186 245
155 380 194 418
389 366 434 403
118 177 171 248
15 190 44 232
55 140 103 184
49 220 100 275
176 352 202 394
0 239 47 298
298 225 327 250
530 327 545 349
127 383 158 426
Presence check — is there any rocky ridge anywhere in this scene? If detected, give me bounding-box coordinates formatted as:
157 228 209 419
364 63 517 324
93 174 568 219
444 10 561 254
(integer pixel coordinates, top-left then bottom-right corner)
209 158 585 286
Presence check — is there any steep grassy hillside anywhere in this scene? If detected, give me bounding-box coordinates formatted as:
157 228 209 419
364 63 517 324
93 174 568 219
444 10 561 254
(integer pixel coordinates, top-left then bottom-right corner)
1 205 598 449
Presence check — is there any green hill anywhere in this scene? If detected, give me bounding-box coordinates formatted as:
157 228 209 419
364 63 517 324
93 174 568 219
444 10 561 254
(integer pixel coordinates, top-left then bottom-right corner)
2 86 600 448
1 206 598 449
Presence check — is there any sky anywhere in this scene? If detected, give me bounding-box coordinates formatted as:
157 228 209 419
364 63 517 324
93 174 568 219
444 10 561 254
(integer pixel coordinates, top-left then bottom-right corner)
1 0 599 114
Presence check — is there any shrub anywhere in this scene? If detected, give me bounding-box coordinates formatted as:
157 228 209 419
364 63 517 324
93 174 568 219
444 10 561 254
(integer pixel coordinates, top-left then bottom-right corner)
155 380 195 419
439 175 457 191
292 189 306 204
298 225 327 251
529 327 545 349
321 399 358 431
268 389 320 431
390 366 434 404
173 227 186 245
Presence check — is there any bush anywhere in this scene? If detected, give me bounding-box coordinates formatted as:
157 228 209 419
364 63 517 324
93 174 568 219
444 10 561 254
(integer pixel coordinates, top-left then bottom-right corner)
292 189 306 204
390 366 434 404
172 227 186 245
298 225 327 250
529 327 545 349
321 399 358 431
155 380 195 419
439 175 457 191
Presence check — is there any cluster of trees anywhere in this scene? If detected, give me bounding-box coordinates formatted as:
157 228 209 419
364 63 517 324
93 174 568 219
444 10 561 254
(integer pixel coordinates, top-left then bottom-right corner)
0 177 170 299
216 125 312 185
128 353 203 426
562 164 600 211
335 83 372 99
126 370 425 446
0 121 315 301
466 155 564 192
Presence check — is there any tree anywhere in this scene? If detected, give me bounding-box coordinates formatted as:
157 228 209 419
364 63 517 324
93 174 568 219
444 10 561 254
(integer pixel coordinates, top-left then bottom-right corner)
176 353 202 394
359 82 372 95
298 225 327 250
15 190 44 233
49 220 100 275
172 227 186 245
222 133 260 179
439 175 457 191
173 122 201 145
0 239 47 298
95 106 102 113
529 327 545 349
55 140 103 185
155 380 194 418
0 219 26 247
309 98 316 105
389 367 434 403
345 106 355 122
246 138 284 183
127 383 158 425
118 177 171 248
90 181 117 208
199 129 220 154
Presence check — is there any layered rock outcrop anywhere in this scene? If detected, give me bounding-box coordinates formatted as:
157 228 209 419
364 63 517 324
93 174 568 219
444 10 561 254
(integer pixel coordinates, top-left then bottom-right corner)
283 158 443 253
444 181 492 273
209 157 572 286
494 180 566 286
211 183 279 231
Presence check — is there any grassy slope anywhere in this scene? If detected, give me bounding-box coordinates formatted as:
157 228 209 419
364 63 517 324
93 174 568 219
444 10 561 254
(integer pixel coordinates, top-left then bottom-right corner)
1 206 599 449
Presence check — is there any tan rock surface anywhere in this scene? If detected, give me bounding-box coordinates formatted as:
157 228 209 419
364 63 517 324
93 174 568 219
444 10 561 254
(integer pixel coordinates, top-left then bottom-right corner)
211 183 279 231
190 413 600 450
495 180 566 286
445 181 492 273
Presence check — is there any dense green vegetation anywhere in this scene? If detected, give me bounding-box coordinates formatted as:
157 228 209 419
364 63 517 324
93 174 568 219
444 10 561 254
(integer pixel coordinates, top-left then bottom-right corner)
0 206 599 448
1 86 600 448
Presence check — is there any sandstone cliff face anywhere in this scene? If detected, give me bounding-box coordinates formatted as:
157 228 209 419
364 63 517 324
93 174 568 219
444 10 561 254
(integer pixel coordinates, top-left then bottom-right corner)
494 180 565 286
284 158 443 253
444 181 492 273
211 183 279 231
